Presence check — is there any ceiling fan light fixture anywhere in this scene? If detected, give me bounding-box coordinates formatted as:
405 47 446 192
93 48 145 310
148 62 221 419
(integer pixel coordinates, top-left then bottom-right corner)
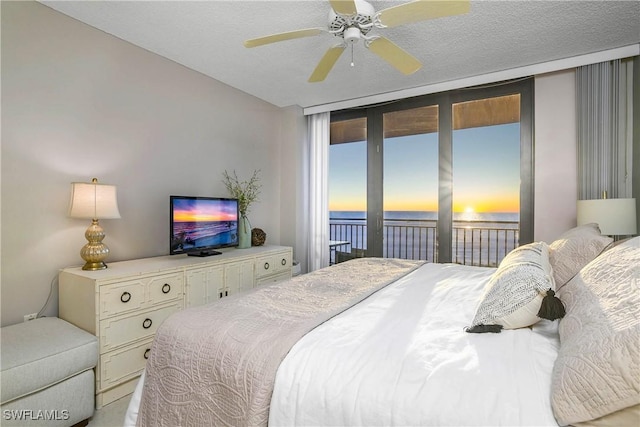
328 0 375 35
343 27 362 44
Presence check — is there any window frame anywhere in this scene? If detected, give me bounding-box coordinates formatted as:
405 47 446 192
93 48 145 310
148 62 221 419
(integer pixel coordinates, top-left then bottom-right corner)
330 78 534 262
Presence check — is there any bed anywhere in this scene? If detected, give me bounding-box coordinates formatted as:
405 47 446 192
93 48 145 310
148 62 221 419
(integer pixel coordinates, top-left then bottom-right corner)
126 225 639 427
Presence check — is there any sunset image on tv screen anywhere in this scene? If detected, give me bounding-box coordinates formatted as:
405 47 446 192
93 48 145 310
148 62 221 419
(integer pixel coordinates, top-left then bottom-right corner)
171 198 238 253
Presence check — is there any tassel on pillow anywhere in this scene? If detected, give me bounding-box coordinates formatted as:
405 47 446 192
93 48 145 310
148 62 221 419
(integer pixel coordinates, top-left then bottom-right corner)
537 289 566 320
465 324 503 333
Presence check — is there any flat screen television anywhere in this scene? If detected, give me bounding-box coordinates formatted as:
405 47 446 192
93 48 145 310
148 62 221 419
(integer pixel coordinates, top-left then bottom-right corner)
170 196 239 256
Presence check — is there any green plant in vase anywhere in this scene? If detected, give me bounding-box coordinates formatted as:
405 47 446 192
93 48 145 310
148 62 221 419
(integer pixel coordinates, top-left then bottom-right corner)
222 170 261 249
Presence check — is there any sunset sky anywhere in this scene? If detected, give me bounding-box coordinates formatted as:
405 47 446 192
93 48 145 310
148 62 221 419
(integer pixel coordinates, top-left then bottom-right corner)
172 198 238 222
329 123 520 213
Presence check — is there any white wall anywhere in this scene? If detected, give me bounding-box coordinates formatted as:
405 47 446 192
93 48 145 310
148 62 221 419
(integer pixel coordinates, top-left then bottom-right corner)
1 2 288 326
534 70 578 242
279 106 308 272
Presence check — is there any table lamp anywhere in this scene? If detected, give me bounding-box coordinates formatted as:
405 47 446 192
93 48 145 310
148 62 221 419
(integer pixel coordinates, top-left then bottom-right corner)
68 178 121 270
577 197 637 237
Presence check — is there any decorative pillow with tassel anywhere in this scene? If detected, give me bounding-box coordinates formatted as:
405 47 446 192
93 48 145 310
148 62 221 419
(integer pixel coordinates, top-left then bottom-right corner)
466 242 565 334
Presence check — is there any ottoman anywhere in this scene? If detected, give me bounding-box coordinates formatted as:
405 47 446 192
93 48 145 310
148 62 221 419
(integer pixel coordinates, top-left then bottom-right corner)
1 317 98 427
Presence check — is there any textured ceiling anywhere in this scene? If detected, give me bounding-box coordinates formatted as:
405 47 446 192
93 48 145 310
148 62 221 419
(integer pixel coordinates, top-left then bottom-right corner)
41 1 640 109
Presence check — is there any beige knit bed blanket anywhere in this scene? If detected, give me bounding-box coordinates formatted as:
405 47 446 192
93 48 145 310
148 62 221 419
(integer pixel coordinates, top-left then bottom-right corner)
136 257 424 427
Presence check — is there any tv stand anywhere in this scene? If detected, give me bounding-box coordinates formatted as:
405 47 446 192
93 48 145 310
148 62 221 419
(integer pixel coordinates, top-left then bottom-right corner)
188 250 222 257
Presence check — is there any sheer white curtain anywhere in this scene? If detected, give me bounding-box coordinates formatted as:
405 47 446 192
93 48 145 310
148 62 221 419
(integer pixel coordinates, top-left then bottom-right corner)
577 59 634 199
306 112 330 271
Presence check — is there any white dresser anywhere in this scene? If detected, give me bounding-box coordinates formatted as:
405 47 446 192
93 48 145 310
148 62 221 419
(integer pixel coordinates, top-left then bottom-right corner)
58 245 292 408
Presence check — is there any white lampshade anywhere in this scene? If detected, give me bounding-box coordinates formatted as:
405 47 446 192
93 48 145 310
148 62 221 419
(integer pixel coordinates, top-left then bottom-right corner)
68 179 121 219
577 198 637 236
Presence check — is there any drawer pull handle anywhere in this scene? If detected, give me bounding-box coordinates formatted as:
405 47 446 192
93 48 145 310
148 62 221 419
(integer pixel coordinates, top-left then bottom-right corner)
142 318 152 329
120 292 131 303
162 283 171 294
281 259 287 266
264 262 270 270
144 349 150 360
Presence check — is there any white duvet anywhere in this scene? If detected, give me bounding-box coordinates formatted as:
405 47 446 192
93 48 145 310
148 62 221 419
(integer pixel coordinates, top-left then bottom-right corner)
268 262 561 427
126 262 560 427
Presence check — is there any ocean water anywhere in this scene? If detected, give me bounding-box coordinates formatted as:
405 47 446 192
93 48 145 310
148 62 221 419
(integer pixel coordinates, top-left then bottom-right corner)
329 211 520 267
330 210 519 223
171 220 238 253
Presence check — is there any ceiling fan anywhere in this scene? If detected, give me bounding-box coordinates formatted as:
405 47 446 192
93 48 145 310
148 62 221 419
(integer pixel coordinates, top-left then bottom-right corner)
244 0 470 83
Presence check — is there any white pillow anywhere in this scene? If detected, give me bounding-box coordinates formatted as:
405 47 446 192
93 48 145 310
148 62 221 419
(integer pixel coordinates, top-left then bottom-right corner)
467 242 562 333
548 223 612 289
551 236 640 425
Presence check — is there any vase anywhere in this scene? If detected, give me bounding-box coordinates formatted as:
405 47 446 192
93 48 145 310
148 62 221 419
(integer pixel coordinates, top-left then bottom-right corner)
238 215 251 249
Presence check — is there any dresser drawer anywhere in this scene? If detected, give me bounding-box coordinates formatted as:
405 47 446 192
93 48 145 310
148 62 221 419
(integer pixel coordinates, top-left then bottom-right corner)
255 255 273 278
99 279 146 318
255 252 292 278
148 273 183 305
255 271 292 286
99 338 153 390
99 272 183 319
99 303 181 352
274 252 292 273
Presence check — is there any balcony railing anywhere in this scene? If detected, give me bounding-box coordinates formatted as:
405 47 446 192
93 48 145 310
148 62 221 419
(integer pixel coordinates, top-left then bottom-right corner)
330 217 519 267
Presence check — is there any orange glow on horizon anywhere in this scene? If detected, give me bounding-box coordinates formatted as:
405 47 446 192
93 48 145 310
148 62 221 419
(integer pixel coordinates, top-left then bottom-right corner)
329 201 366 211
453 198 519 213
174 210 236 222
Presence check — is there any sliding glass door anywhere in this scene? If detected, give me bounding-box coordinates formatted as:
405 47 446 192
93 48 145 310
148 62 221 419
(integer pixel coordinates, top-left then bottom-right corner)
328 116 368 264
382 105 439 261
451 94 523 266
329 78 533 266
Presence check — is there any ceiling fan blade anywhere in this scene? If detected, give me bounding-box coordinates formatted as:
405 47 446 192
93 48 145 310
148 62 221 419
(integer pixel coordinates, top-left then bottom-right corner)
244 28 324 48
377 0 470 28
368 37 422 75
308 45 346 83
329 0 357 15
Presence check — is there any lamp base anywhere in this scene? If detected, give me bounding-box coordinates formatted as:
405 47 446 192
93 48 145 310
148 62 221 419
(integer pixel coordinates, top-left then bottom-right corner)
80 219 110 271
82 260 108 271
